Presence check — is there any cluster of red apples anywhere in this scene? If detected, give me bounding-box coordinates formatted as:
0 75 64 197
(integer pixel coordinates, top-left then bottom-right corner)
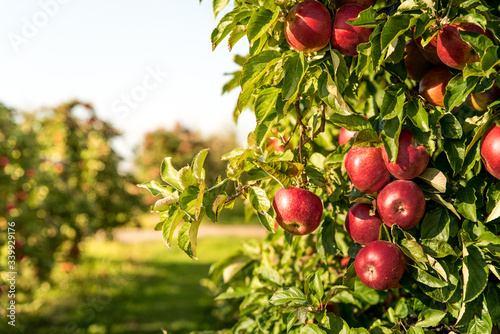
407 20 498 110
343 129 428 290
285 0 376 56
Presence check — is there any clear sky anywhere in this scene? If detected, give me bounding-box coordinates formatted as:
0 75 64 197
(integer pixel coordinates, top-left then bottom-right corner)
0 0 255 168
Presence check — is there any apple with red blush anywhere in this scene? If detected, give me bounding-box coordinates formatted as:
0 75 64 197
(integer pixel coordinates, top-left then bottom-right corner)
437 22 491 70
345 146 391 193
331 4 373 56
481 124 500 179
272 186 323 235
345 202 382 245
354 240 406 290
285 0 332 53
382 129 430 180
376 180 426 230
418 66 454 107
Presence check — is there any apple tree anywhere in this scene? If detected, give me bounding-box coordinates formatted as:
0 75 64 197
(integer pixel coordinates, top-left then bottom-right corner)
140 0 500 332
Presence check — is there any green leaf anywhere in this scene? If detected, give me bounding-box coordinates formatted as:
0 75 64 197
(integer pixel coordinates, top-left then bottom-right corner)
178 166 198 189
161 205 184 248
444 75 479 111
282 52 308 100
407 100 430 133
427 193 461 219
160 157 183 191
324 314 350 334
440 113 463 139
270 286 308 306
416 309 447 328
381 14 415 52
254 160 303 188
256 210 275 233
380 112 404 162
418 168 447 193
152 195 179 212
456 186 478 222
247 7 279 45
420 239 457 258
443 137 466 175
305 272 324 306
249 186 271 213
467 299 493 334
400 239 428 262
486 183 500 223
179 185 204 220
380 84 407 120
462 245 488 303
300 324 327 334
329 112 371 132
255 266 284 286
420 206 452 241
191 148 210 181
213 0 229 18
411 266 448 288
347 6 378 28
240 50 282 89
177 219 202 260
137 180 174 197
254 87 280 123
316 216 337 262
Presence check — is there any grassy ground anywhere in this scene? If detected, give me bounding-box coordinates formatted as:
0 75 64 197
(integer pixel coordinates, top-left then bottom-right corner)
16 234 257 334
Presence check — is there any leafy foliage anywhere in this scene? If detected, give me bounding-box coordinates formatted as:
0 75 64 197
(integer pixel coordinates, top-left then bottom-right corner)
0 101 142 282
141 0 500 332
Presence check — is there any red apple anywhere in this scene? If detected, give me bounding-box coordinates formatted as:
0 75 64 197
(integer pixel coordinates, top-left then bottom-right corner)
285 0 332 53
376 180 426 230
331 4 373 56
345 202 382 245
404 40 434 81
481 124 500 179
337 0 376 7
0 156 9 168
437 23 490 70
5 203 16 212
355 240 406 290
272 186 323 235
339 127 357 145
340 256 351 268
345 146 391 193
418 66 454 107
25 168 37 178
381 129 430 180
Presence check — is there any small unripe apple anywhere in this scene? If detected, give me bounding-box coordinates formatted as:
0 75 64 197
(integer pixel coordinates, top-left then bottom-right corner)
272 186 323 235
331 4 373 56
381 129 430 180
354 240 406 290
345 146 391 193
481 124 500 179
376 180 426 230
345 202 382 245
418 66 454 107
404 40 434 81
437 23 490 70
285 0 333 53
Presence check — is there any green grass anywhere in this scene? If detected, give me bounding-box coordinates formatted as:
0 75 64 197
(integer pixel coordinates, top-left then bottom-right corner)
17 235 256 334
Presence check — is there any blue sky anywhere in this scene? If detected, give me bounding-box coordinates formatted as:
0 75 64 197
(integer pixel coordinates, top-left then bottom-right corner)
0 0 254 167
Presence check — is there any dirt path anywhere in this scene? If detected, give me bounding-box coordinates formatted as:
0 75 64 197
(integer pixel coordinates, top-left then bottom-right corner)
103 224 268 243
